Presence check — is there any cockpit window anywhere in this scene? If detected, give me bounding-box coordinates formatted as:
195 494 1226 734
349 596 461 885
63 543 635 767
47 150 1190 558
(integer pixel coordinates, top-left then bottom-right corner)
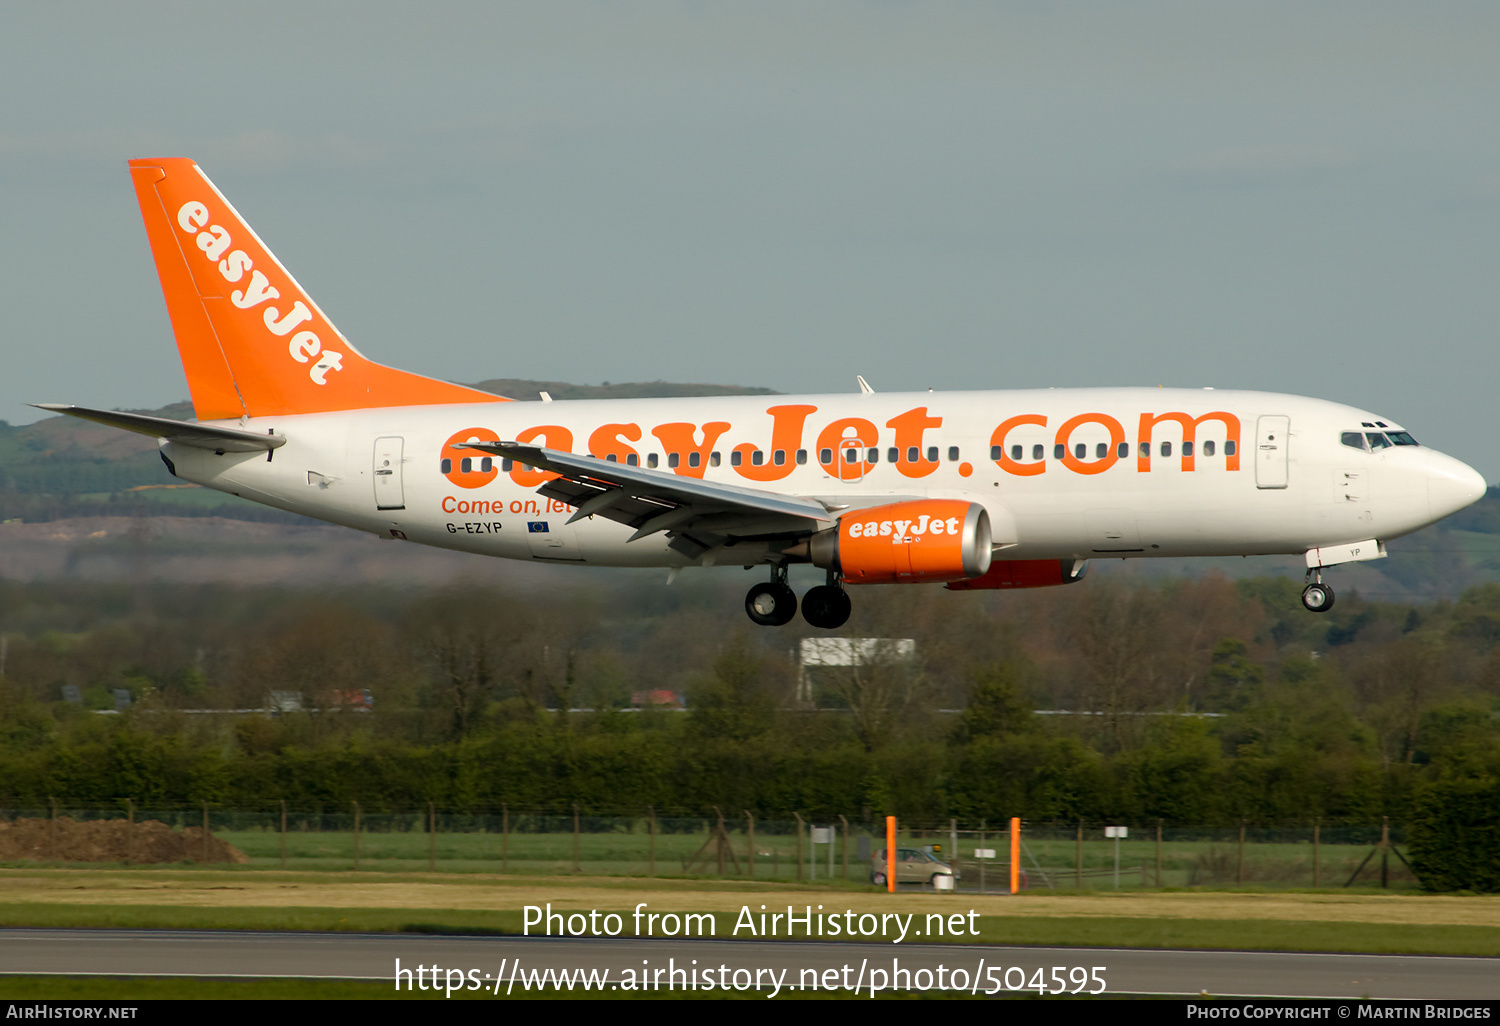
1366 433 1393 450
1387 431 1419 446
1341 432 1367 451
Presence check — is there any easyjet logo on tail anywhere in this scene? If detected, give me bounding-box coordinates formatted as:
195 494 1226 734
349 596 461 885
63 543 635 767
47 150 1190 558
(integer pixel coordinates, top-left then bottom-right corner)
174 200 344 385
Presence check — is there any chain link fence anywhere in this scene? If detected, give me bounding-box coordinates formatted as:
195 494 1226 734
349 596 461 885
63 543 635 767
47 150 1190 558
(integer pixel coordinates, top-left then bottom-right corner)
0 803 1420 890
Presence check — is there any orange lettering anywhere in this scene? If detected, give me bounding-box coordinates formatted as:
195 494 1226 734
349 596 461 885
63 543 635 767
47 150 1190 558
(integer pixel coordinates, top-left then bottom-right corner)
1055 413 1124 476
588 422 642 465
814 417 879 482
989 414 1047 477
733 405 817 481
1137 412 1241 472
885 407 943 479
509 425 573 486
652 421 731 479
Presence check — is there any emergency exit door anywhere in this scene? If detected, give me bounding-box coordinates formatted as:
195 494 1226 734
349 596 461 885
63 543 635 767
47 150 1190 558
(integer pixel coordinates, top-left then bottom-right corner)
373 436 406 510
1255 416 1289 490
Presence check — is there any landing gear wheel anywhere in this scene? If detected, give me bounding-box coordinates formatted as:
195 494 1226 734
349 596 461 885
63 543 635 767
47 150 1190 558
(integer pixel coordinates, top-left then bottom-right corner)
745 582 797 626
1301 582 1336 613
801 585 852 629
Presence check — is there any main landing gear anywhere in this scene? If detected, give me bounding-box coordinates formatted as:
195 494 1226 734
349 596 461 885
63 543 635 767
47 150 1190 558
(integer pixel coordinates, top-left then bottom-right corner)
744 567 851 629
1301 569 1336 613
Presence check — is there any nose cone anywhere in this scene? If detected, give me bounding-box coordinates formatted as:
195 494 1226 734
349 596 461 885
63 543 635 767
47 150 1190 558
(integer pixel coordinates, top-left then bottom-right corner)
1428 453 1488 521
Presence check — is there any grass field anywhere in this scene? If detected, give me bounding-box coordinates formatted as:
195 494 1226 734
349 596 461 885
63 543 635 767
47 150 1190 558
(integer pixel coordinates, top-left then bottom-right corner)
0 868 1494 955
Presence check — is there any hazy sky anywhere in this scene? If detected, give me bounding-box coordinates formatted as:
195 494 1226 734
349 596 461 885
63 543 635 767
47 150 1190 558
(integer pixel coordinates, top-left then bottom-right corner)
3 2 1497 478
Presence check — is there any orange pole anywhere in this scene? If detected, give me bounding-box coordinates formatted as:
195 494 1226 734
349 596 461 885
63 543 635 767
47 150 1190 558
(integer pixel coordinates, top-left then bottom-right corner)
886 816 896 894
1010 817 1020 894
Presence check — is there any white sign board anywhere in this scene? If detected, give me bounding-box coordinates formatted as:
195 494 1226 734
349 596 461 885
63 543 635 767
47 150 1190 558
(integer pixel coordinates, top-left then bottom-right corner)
811 827 833 844
974 848 996 859
799 638 915 667
1105 826 1128 838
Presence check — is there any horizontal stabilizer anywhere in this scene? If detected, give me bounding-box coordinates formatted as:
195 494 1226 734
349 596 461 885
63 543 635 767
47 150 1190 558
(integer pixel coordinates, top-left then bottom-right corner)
32 404 285 453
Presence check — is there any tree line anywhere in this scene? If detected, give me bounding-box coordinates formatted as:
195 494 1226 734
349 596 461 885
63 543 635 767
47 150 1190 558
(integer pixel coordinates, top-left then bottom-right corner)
0 571 1495 826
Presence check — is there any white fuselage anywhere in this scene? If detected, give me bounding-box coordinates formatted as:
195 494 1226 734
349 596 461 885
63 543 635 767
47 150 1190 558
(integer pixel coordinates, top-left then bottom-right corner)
159 387 1485 571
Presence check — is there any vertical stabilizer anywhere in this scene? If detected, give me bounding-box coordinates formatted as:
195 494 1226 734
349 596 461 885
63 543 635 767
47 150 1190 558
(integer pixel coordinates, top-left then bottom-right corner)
129 158 506 420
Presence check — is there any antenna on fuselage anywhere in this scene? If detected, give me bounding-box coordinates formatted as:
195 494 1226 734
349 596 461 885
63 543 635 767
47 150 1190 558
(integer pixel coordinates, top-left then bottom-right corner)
856 375 874 395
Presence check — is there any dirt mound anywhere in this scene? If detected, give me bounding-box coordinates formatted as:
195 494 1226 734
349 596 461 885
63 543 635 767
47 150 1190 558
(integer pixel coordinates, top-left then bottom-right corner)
0 817 248 864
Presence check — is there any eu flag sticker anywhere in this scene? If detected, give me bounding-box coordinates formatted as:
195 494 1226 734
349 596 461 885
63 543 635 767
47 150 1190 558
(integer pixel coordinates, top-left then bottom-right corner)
527 521 549 533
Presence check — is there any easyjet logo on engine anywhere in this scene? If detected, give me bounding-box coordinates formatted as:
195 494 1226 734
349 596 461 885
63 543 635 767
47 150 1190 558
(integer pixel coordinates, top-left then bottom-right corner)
175 201 344 385
847 515 961 542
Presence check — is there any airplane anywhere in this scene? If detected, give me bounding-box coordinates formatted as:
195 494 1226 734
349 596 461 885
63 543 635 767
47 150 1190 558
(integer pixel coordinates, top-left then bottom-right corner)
38 158 1487 630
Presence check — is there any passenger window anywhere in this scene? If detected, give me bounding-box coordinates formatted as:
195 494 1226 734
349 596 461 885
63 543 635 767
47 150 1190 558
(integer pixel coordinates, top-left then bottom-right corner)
1224 440 1236 456
907 447 919 463
649 453 660 469
926 446 938 462
710 452 720 467
627 454 639 467
844 449 858 464
1182 441 1193 457
460 457 472 474
1117 442 1129 458
1367 433 1392 450
441 458 452 474
668 453 680 468
1203 441 1214 457
1161 442 1172 457
606 454 618 462
688 452 701 468
1053 444 1064 459
796 449 807 465
1074 443 1086 459
948 446 960 461
502 458 514 472
1140 443 1150 459
991 445 1003 461
1033 444 1044 461
1095 443 1107 459
888 447 899 463
479 457 491 473
1011 445 1022 461
867 448 878 463
752 450 765 466
773 449 785 466
819 448 833 465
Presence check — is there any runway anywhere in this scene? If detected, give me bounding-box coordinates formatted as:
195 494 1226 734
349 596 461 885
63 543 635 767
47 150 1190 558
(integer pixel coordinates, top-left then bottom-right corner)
2 929 1496 998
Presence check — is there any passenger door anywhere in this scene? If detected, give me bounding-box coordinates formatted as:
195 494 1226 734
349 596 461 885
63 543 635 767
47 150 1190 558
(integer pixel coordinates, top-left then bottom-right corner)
373 436 406 510
1255 416 1290 489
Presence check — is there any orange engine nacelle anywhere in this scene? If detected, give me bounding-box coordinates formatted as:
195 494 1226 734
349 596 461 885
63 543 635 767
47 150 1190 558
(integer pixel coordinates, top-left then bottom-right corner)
944 558 1089 591
811 500 992 585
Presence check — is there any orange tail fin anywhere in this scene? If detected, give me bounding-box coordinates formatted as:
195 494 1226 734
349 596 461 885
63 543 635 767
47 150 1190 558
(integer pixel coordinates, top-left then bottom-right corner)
129 158 506 420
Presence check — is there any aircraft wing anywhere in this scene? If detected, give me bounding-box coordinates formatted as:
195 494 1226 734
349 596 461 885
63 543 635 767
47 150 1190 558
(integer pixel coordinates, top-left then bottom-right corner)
457 441 837 557
32 404 286 453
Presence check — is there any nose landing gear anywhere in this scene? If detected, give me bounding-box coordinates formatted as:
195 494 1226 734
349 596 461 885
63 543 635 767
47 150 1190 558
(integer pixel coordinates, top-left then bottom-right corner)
1301 570 1336 613
745 565 798 626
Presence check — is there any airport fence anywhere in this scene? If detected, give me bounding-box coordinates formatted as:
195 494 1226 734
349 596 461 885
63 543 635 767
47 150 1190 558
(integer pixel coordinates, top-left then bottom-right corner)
0 800 1421 890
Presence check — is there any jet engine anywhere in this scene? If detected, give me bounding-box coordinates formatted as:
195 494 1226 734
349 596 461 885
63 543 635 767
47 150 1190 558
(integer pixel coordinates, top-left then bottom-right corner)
810 500 992 584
